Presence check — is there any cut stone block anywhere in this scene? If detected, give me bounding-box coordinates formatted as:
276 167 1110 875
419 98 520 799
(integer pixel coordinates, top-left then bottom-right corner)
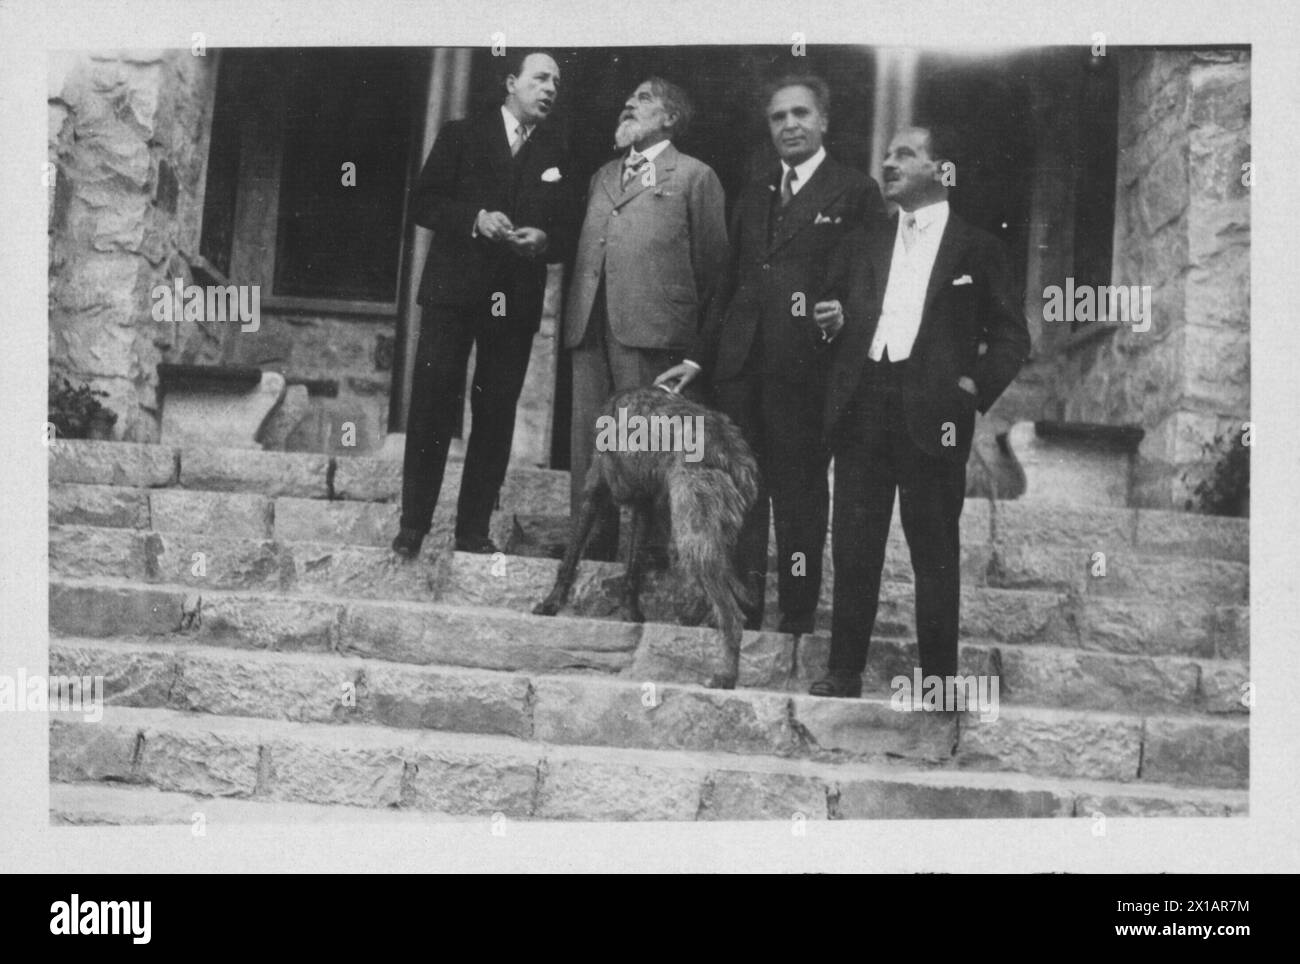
49 483 150 528
149 489 272 540
48 439 177 487
1006 420 1141 508
179 446 329 498
161 369 286 450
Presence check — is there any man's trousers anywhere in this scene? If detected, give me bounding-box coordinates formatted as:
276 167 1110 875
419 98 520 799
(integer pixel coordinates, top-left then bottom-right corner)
827 358 967 680
714 371 831 630
400 302 536 542
569 280 681 560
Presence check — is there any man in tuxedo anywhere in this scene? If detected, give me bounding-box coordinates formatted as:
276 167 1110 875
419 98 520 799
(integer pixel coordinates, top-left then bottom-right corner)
808 125 1030 697
655 76 883 634
565 77 729 562
393 52 571 559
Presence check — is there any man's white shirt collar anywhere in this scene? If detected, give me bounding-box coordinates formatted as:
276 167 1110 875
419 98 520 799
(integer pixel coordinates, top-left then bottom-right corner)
898 199 950 236
628 139 671 165
780 145 826 195
502 105 534 146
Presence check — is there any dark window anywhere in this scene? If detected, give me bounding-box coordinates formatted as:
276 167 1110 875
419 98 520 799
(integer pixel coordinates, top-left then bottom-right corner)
272 49 416 303
198 55 243 278
1071 51 1120 331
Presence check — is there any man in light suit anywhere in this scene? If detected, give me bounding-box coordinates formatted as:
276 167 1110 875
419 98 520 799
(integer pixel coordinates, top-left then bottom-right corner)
656 75 884 634
393 52 571 560
565 77 729 561
809 125 1031 698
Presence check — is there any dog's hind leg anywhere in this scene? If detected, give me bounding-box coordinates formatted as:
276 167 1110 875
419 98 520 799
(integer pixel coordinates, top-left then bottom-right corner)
700 562 744 690
670 475 743 690
533 475 612 617
618 502 650 624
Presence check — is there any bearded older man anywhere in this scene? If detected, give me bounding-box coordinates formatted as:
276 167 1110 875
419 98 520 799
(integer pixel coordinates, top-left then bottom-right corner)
563 76 729 563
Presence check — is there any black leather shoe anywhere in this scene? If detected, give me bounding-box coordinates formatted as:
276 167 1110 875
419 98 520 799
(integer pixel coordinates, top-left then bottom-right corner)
808 674 862 699
779 612 816 636
455 535 500 554
391 527 424 560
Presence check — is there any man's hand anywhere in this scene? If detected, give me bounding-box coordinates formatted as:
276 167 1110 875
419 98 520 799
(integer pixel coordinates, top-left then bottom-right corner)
653 363 700 395
814 299 845 341
475 210 515 241
506 227 548 259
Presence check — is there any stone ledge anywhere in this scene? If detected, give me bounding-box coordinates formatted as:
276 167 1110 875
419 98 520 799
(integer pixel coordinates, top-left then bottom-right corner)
49 706 1247 820
49 440 177 487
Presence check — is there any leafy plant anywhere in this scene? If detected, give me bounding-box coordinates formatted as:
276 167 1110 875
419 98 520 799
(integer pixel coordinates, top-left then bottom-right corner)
1184 426 1249 517
48 373 117 440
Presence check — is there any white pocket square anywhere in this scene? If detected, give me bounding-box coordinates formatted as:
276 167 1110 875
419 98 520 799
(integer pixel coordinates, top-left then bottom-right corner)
540 167 562 183
813 213 842 224
952 274 974 286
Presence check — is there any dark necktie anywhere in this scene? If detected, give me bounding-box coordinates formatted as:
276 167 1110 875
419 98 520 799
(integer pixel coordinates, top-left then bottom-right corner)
511 124 529 157
780 166 798 206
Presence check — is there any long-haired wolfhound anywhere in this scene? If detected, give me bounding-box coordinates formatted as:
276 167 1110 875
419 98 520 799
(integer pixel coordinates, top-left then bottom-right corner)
533 386 760 689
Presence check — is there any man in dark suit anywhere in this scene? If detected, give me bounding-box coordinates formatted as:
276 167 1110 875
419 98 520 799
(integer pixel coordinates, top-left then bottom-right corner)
565 77 728 562
393 52 571 559
808 125 1031 697
656 76 883 634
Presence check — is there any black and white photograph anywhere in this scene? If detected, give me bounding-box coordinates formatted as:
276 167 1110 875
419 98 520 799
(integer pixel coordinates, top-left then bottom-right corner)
1 0 1295 883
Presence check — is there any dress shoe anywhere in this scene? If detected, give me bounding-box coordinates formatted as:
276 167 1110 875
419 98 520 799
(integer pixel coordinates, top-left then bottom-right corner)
808 674 862 699
778 612 816 636
455 534 499 554
391 527 424 560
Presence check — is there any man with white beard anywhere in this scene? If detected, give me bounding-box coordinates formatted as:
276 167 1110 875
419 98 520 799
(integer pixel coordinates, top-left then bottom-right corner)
563 77 729 563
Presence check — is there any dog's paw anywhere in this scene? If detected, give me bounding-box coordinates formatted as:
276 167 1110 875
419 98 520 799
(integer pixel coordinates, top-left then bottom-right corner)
532 599 561 617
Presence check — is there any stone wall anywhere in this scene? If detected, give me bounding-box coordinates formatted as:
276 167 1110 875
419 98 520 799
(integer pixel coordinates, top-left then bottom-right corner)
239 311 396 455
49 49 221 442
1053 49 1250 509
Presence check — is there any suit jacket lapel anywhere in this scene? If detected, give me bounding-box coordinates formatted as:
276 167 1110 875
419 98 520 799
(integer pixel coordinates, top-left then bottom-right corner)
486 110 514 181
921 214 970 316
598 150 623 205
612 143 677 210
868 215 897 316
766 159 850 256
903 213 972 354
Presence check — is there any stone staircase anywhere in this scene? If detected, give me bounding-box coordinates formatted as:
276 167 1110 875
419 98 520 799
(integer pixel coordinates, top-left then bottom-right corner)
46 440 1249 823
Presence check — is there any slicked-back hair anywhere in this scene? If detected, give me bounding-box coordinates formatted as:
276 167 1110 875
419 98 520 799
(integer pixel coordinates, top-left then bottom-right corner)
762 74 832 120
644 76 694 139
502 50 558 87
910 123 961 170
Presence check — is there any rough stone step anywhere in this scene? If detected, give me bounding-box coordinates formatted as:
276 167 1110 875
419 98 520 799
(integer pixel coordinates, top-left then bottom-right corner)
49 706 1246 820
47 566 1249 711
47 440 567 510
461 511 1252 605
47 525 1249 661
50 782 476 825
48 483 1248 618
49 445 1248 562
48 636 1248 787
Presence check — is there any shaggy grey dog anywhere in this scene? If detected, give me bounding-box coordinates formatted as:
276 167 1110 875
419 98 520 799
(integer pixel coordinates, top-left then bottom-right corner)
533 386 760 689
